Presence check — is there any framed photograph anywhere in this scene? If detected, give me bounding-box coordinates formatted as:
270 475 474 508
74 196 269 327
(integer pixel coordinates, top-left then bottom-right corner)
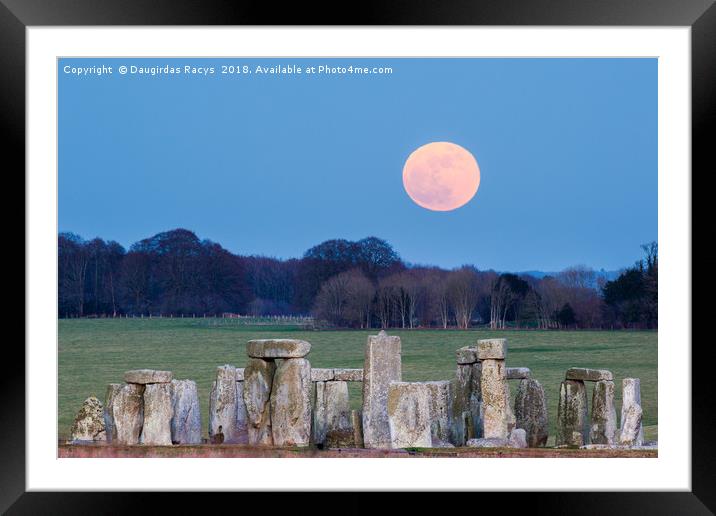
8 0 711 511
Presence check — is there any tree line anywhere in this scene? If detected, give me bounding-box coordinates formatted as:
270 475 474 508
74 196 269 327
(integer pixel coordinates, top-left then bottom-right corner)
58 228 657 329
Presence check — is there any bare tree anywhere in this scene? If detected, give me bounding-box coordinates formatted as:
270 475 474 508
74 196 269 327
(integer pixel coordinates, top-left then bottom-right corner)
447 266 480 329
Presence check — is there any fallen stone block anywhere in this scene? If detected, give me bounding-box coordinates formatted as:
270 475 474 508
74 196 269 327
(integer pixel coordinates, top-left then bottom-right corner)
310 368 335 382
170 379 202 445
514 378 548 447
325 429 355 448
456 346 478 364
466 437 511 448
103 383 122 443
70 396 106 443
270 357 312 447
565 368 613 382
477 339 506 360
387 382 432 449
590 380 617 445
506 367 530 380
556 379 589 447
508 428 528 448
363 331 402 449
141 383 173 446
112 383 145 445
247 339 311 358
333 368 364 382
124 369 173 384
243 358 276 446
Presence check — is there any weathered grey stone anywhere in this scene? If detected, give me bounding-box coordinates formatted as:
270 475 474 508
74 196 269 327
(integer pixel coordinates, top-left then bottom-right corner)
425 381 451 445
450 364 474 446
387 382 432 449
325 429 356 448
310 368 334 382
469 362 483 438
566 367 613 382
124 369 173 384
270 357 312 447
247 339 311 358
506 367 531 380
362 331 402 449
170 379 201 445
103 383 122 443
334 368 364 382
235 381 249 444
70 396 106 442
141 383 173 445
556 380 589 446
481 358 509 439
456 346 478 364
619 403 643 446
477 338 506 360
243 358 275 446
313 380 351 445
352 409 364 448
209 365 242 444
514 378 548 447
590 380 617 445
235 368 245 381
505 382 516 433
466 437 510 448
508 428 528 448
112 383 144 445
621 378 644 444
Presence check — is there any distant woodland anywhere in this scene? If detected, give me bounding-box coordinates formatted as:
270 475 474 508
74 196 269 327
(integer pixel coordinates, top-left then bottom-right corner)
58 229 658 329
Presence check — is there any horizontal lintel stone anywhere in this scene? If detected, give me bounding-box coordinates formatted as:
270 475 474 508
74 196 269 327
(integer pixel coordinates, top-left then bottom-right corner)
333 369 364 382
477 339 507 360
506 367 530 380
123 369 173 384
565 368 613 382
456 346 478 364
247 339 311 358
311 368 335 382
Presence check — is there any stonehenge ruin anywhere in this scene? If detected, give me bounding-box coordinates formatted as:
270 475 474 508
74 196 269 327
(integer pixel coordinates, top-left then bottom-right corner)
73 332 651 451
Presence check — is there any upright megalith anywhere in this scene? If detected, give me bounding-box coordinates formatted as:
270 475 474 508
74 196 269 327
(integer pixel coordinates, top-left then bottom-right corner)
209 365 241 444
170 379 202 445
590 380 617 445
141 383 174 445
112 383 145 445
70 396 106 443
103 383 122 443
451 361 475 446
270 357 312 447
362 331 402 449
514 378 548 447
235 380 249 445
425 381 452 445
387 382 432 449
479 339 509 439
620 378 644 445
556 380 589 446
313 380 351 446
243 358 276 446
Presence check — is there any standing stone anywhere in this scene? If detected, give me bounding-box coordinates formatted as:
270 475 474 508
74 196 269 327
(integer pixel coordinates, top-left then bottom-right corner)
387 382 432 449
619 404 643 446
170 379 201 445
243 358 276 446
352 409 364 448
362 331 402 449
469 362 483 438
313 380 351 445
141 383 173 446
481 358 509 439
621 378 644 445
514 378 548 447
270 357 312 447
209 365 240 444
425 381 451 445
235 381 249 444
70 396 106 442
103 383 122 443
556 380 589 446
112 383 145 445
450 364 474 446
590 380 617 445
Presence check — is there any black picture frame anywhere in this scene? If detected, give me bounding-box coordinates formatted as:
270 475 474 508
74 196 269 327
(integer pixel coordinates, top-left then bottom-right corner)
5 0 711 512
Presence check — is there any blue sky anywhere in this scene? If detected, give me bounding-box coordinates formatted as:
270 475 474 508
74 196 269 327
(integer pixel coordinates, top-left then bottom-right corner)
58 58 656 271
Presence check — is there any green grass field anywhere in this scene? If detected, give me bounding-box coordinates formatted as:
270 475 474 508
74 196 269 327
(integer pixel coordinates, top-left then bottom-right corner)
58 318 658 442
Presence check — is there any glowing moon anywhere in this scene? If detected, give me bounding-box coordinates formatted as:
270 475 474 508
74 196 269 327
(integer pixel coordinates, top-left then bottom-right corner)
402 142 481 211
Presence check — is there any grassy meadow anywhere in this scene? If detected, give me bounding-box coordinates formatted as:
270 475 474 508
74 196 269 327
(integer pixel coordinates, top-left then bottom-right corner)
58 318 658 442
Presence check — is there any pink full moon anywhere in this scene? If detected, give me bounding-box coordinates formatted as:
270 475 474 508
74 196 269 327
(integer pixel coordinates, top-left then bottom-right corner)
402 142 481 211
